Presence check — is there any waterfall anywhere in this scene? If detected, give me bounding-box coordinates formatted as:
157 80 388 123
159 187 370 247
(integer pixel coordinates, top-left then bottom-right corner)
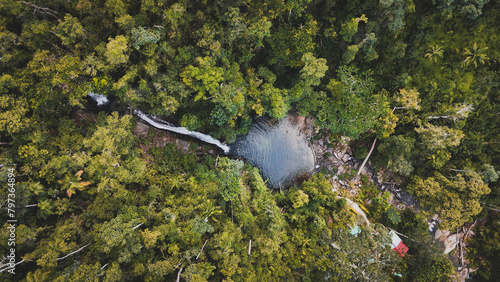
134 109 230 154
88 92 110 106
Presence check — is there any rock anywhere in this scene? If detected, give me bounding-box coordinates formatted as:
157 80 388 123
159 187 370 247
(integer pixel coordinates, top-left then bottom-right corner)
341 136 351 144
435 229 442 240
295 115 305 125
176 139 190 153
443 234 459 254
357 165 369 176
333 151 340 160
441 230 451 238
337 166 346 175
342 154 350 163
154 136 168 147
377 172 384 185
133 121 150 138
73 109 98 125
332 184 338 192
350 179 360 187
326 156 336 164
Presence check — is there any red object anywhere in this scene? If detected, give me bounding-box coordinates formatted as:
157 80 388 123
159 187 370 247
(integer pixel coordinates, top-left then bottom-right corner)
393 241 409 257
389 231 409 257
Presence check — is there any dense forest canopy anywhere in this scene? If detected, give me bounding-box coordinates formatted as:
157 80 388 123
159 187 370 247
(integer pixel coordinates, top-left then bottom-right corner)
0 0 499 280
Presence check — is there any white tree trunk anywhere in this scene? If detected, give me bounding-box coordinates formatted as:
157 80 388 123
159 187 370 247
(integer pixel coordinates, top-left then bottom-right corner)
357 138 377 177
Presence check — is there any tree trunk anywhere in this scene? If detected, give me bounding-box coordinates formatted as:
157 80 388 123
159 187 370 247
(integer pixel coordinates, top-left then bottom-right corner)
427 115 449 119
196 239 209 260
357 138 377 177
57 243 91 261
176 267 183 282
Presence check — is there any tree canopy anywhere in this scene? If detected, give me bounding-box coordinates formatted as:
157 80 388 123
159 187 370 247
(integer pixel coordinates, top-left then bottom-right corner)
1 0 499 280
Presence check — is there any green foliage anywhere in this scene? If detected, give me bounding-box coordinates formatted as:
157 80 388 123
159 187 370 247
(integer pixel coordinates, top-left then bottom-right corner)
93 215 142 263
394 209 454 280
267 16 319 67
0 76 30 135
131 27 161 50
191 216 215 235
180 113 200 131
462 42 489 68
408 170 490 229
378 135 416 176
55 14 85 47
300 52 328 86
290 190 310 208
396 88 421 110
342 44 359 63
380 0 415 33
384 207 401 225
433 0 491 19
105 35 129 65
217 157 244 202
424 45 444 62
2 0 499 279
467 213 500 280
340 15 368 42
415 124 464 152
325 225 401 280
482 164 499 183
304 66 392 139
181 56 224 101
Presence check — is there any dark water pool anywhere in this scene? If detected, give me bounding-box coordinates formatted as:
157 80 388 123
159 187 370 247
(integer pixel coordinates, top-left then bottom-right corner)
230 116 316 189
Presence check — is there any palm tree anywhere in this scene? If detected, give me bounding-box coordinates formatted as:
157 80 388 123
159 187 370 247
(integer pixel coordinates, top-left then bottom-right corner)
424 45 444 62
462 42 488 68
26 269 50 282
58 170 90 197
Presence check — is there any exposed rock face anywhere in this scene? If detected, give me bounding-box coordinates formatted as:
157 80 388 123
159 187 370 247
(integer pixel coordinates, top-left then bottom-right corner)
294 114 417 209
73 109 98 125
435 229 443 240
133 121 220 156
133 121 150 138
444 234 459 254
342 154 350 163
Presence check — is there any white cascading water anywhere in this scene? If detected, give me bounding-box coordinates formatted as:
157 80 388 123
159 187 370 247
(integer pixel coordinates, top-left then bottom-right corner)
134 109 230 154
88 92 110 106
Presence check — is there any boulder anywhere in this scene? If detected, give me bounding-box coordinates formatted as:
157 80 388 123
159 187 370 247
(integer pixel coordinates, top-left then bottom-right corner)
342 154 350 163
443 234 459 254
435 229 442 240
326 156 336 164
133 121 150 138
333 151 341 160
176 139 191 153
337 166 346 175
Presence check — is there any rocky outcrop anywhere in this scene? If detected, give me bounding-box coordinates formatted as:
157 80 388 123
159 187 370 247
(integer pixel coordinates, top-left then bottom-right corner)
443 233 459 254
